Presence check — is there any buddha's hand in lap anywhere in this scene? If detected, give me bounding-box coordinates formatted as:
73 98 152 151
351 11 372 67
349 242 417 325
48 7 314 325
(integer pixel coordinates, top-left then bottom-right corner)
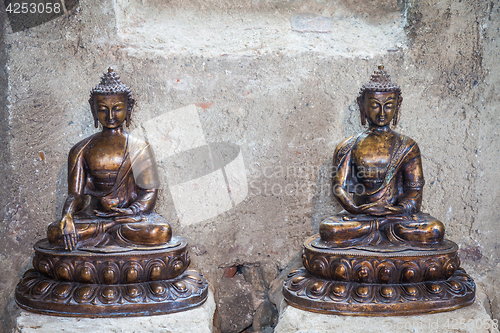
366 205 403 216
358 202 404 217
94 207 134 218
94 208 144 224
60 213 78 251
113 215 143 223
344 201 383 215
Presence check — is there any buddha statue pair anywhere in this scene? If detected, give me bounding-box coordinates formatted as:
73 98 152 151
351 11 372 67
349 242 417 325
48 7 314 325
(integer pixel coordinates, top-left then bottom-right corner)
17 66 474 318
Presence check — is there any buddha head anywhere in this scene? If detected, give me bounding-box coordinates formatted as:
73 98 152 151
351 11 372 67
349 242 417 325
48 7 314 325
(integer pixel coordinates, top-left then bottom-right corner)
89 68 135 128
357 65 402 127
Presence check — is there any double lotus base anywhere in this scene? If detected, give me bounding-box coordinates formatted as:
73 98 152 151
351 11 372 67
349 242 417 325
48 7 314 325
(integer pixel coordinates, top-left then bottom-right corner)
283 235 475 316
16 269 208 317
283 267 475 316
15 237 208 317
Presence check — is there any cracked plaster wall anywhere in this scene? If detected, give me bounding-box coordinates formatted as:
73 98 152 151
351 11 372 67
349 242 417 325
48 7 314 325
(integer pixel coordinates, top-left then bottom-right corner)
0 0 499 331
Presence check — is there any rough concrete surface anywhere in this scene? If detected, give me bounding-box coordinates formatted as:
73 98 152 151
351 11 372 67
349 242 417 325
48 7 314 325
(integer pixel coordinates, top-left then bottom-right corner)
275 288 499 333
0 0 499 332
12 290 215 333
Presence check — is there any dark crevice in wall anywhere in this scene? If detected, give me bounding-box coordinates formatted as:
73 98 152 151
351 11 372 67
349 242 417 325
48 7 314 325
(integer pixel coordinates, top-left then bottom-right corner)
217 261 278 333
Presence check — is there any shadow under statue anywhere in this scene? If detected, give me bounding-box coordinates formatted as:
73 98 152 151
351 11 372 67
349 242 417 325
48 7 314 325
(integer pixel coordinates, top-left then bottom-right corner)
15 68 208 317
283 65 475 315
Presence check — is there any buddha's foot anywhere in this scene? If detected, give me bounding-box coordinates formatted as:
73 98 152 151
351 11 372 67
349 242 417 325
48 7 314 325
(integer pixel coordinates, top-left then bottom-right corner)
15 268 208 317
283 267 475 316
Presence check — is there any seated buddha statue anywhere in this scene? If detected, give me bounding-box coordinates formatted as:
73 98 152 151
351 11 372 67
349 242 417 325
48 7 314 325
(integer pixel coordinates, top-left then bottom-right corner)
47 68 172 252
16 68 209 317
319 65 444 248
283 65 475 316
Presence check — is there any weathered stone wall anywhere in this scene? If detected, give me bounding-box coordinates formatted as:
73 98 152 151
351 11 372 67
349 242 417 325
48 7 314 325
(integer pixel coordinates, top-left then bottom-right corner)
0 5 16 332
0 0 499 331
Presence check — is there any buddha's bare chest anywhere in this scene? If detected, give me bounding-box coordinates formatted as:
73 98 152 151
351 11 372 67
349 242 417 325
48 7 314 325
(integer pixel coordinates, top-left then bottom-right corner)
84 140 127 186
352 138 393 179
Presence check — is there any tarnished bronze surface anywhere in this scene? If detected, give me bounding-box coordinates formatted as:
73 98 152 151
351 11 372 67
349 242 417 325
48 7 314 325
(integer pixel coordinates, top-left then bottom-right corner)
16 268 208 317
15 68 208 316
304 235 459 283
32 237 189 284
283 267 475 316
318 66 444 248
283 65 475 315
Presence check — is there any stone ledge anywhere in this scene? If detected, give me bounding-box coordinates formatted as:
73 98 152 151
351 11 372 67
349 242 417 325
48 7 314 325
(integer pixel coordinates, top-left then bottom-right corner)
12 289 215 333
275 288 499 333
115 0 405 59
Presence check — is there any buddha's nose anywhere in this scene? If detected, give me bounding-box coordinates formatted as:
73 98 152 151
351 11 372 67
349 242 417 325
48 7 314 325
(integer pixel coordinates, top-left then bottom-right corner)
108 109 114 120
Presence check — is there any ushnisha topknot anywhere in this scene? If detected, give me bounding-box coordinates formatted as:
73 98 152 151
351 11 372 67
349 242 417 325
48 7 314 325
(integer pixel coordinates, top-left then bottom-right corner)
89 67 135 128
361 64 400 92
357 65 403 126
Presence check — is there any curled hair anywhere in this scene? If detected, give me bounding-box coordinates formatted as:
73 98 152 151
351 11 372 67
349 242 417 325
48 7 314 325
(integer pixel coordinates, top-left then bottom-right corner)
356 65 403 126
89 68 135 127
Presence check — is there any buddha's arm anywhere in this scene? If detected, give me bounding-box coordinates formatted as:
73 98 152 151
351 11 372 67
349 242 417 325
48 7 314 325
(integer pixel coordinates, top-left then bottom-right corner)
93 137 161 220
332 138 362 214
96 188 157 220
61 174 85 217
62 145 87 216
127 188 158 215
398 143 424 215
333 171 359 214
334 167 378 214
124 142 160 215
58 143 88 250
359 142 423 217
98 145 160 219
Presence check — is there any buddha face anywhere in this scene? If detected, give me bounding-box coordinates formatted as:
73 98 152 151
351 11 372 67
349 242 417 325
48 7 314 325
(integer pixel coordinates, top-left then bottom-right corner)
363 91 398 127
94 94 128 129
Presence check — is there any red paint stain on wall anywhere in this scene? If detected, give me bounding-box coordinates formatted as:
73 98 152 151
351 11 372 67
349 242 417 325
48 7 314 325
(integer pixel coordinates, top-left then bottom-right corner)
195 103 214 110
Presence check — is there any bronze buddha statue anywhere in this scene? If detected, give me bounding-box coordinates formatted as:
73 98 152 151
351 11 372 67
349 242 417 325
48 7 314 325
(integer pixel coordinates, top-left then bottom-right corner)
16 69 208 317
47 68 171 252
283 65 475 316
319 66 444 248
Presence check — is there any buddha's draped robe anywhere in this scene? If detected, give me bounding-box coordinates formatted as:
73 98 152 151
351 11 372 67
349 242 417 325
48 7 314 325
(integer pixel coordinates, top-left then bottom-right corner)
48 133 172 252
319 132 444 248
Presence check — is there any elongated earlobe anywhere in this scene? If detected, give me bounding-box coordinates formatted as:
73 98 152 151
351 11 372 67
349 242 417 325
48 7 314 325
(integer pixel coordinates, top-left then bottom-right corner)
89 100 99 128
357 97 366 126
360 110 366 126
126 98 135 127
393 94 403 126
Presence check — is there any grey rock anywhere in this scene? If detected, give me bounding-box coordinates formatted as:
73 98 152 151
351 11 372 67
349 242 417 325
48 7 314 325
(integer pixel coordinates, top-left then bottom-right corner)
217 275 256 333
